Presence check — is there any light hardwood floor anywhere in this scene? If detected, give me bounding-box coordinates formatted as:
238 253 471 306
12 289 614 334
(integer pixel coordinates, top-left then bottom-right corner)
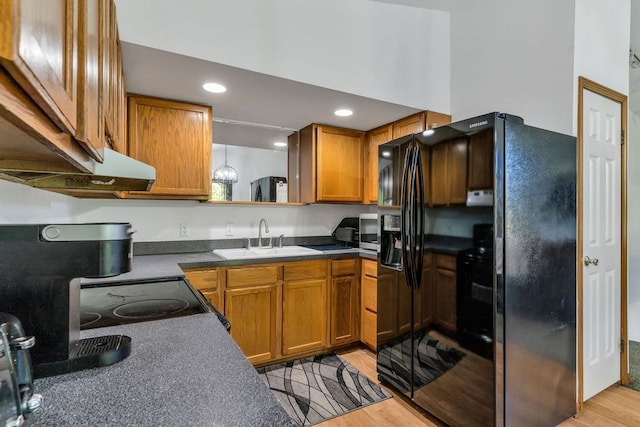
320 347 640 427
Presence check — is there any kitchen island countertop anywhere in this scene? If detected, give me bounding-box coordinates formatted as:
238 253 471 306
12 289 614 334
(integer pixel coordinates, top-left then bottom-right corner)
32 313 295 426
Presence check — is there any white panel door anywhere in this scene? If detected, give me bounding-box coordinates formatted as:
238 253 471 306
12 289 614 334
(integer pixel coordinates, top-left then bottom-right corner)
582 89 622 401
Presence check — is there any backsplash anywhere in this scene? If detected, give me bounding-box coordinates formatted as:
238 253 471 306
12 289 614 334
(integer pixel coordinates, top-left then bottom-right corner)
425 206 493 238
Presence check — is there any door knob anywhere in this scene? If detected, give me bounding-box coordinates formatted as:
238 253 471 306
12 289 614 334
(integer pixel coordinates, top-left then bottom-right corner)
583 256 599 267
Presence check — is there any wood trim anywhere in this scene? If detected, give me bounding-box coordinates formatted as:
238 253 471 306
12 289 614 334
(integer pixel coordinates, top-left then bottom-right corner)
576 76 628 412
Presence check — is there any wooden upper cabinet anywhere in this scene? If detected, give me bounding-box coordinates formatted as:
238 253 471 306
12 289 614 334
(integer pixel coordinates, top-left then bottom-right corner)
298 124 365 203
102 0 125 153
430 139 467 206
0 0 79 137
392 112 425 139
365 124 393 204
468 129 494 190
365 111 450 205
126 95 212 200
76 0 102 161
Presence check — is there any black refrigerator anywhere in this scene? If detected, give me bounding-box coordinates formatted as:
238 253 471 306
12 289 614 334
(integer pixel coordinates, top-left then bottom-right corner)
376 112 577 426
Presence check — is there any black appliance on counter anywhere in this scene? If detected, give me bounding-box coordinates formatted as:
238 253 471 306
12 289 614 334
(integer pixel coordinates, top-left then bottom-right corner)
250 176 286 202
0 223 135 377
376 113 577 426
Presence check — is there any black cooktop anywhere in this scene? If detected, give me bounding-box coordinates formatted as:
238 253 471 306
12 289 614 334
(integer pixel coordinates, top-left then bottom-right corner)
80 278 210 330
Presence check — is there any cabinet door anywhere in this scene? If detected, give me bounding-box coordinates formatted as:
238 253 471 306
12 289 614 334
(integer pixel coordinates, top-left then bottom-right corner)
366 124 393 203
430 143 447 206
392 112 425 139
0 0 78 136
225 285 278 364
421 254 434 327
468 129 493 190
397 273 412 336
184 269 220 310
76 0 102 160
127 95 212 199
316 125 365 202
431 139 468 206
330 276 357 346
447 138 468 205
282 279 327 356
362 309 377 349
435 268 456 335
377 270 397 344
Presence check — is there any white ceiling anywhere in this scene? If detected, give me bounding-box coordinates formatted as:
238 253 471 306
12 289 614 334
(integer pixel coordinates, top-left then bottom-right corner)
121 42 422 150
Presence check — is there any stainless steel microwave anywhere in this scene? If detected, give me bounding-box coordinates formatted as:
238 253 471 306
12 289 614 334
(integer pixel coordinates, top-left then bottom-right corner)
358 213 378 250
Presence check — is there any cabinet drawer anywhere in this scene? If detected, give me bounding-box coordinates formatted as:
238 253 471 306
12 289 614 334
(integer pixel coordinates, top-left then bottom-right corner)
362 276 377 312
227 266 280 288
435 254 456 271
362 309 377 348
184 269 218 290
362 259 377 278
284 259 328 281
331 258 356 277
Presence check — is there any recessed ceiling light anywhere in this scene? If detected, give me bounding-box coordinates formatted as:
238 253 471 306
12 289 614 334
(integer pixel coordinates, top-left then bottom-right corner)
203 82 227 93
381 151 391 158
334 109 353 117
422 129 435 136
274 141 287 147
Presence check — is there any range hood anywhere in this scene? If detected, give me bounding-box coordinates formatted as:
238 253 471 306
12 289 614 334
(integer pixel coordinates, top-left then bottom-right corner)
0 148 156 192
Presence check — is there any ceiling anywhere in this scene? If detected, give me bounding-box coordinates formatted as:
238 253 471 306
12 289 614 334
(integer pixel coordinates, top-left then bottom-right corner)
121 42 422 150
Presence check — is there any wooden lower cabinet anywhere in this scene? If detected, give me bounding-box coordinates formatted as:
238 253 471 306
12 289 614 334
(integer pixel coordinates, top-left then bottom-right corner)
225 284 279 364
376 268 397 345
282 279 327 356
360 259 378 349
434 254 457 336
183 268 220 310
330 258 358 346
420 254 434 327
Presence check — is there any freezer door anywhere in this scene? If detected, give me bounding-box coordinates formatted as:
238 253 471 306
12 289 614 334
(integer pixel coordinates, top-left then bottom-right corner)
500 120 576 426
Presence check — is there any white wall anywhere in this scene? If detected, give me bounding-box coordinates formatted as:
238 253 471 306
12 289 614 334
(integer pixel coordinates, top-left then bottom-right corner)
0 180 367 242
448 0 576 134
114 0 451 113
573 0 630 134
628 111 640 341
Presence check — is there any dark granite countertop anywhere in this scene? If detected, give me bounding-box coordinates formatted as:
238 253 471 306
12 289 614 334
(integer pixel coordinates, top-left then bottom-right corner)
32 314 294 427
83 236 470 285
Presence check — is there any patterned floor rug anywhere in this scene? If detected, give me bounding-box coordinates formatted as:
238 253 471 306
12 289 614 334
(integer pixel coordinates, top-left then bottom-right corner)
256 353 391 426
377 329 466 394
625 340 640 392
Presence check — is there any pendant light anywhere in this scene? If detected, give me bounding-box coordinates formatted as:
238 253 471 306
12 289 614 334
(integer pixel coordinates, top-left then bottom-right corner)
213 145 238 184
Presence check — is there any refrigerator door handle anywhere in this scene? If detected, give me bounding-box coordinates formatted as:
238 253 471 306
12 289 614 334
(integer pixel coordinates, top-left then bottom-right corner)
400 145 411 278
414 146 425 286
406 147 417 284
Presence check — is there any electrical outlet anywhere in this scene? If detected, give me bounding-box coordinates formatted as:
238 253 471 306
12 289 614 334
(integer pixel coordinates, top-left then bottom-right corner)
180 223 190 237
225 222 233 236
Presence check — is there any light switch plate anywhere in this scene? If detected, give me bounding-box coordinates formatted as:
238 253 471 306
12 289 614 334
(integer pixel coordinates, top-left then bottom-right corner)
225 222 233 236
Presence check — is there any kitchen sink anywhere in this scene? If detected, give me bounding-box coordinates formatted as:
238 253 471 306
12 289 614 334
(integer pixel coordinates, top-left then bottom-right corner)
213 245 322 260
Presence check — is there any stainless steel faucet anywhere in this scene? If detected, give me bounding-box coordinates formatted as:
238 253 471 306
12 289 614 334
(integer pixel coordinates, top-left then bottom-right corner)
258 218 269 247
